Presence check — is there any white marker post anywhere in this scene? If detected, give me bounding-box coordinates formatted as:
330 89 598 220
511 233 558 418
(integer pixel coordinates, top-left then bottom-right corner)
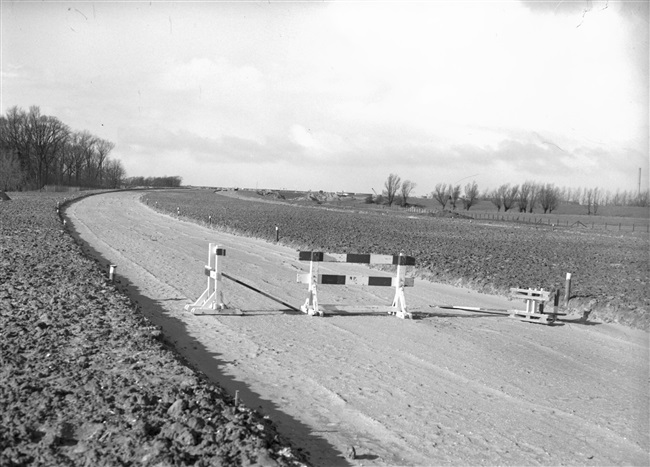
109 264 117 282
564 272 572 305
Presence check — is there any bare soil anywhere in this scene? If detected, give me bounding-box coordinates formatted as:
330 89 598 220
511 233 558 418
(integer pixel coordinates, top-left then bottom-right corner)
66 191 649 466
1 191 308 467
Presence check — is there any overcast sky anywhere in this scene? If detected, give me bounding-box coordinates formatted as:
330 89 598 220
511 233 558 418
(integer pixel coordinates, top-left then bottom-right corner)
2 0 648 194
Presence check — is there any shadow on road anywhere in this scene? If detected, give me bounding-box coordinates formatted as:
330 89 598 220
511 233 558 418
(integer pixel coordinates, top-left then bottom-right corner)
64 207 351 467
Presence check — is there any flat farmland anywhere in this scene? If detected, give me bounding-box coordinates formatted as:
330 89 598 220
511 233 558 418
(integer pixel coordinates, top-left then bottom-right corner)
144 189 649 330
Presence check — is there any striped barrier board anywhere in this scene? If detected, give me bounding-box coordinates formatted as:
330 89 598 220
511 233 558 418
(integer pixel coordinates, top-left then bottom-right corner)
297 251 416 319
298 251 416 266
297 274 415 287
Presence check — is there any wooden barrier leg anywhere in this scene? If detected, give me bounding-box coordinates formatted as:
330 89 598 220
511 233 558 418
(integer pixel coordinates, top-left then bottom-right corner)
391 253 410 319
301 259 321 316
206 243 216 304
213 246 224 310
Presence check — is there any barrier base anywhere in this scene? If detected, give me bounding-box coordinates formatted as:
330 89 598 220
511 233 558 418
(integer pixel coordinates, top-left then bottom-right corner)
302 304 414 319
509 310 564 325
184 289 241 315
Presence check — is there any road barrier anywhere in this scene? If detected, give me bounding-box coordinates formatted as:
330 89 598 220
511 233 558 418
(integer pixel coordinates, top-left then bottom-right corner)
185 243 237 315
185 243 571 325
185 243 299 314
508 287 564 325
297 251 416 318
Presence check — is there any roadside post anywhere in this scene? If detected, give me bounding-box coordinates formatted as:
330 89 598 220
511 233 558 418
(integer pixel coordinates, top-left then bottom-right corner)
564 273 572 305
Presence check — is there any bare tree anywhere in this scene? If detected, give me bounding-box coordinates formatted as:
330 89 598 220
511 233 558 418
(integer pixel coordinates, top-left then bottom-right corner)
400 180 416 207
539 184 560 213
77 130 98 185
503 184 519 212
583 188 593 214
25 107 70 188
528 183 539 213
0 148 24 191
95 139 115 186
489 188 502 211
490 184 509 211
383 173 401 207
517 182 532 212
461 181 479 210
592 187 601 215
1 105 124 190
104 159 126 188
449 184 461 210
432 183 449 209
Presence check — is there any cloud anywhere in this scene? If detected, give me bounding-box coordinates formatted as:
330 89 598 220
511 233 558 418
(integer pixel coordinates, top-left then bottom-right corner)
158 57 265 94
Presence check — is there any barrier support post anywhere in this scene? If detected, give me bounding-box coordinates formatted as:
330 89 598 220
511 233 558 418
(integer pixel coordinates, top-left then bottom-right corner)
391 253 409 319
301 253 321 316
185 243 236 315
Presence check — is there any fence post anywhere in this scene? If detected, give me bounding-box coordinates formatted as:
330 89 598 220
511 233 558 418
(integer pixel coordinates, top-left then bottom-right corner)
564 272 572 305
109 264 117 282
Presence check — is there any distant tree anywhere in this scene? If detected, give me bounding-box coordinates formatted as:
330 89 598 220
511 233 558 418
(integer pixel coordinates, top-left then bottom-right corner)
95 139 115 186
539 184 560 213
602 190 612 206
592 187 601 215
583 188 593 214
0 148 24 191
400 180 416 207
383 173 401 207
490 184 509 212
26 107 70 188
432 183 449 209
634 190 649 207
489 188 502 211
449 184 461 210
528 183 539 213
503 184 519 212
104 159 126 188
517 182 532 212
571 187 582 204
461 181 479 210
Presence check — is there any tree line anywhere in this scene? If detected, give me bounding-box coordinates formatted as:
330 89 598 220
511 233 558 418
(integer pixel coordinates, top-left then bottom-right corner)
0 106 126 191
123 176 183 188
376 174 649 214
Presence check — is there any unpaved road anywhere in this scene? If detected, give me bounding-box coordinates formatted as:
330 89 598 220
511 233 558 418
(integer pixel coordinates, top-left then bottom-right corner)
66 191 649 466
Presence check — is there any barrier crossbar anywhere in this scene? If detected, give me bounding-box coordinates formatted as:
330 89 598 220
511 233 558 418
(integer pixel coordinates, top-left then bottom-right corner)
297 251 416 318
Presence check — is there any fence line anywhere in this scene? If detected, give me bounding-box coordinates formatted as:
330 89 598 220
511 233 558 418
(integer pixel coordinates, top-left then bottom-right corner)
398 206 648 232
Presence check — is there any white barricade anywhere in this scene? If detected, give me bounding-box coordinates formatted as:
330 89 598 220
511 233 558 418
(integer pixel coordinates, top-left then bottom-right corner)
297 251 416 319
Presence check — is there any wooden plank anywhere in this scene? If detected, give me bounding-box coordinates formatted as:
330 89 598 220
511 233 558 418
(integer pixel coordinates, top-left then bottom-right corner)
298 251 415 265
297 274 414 287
